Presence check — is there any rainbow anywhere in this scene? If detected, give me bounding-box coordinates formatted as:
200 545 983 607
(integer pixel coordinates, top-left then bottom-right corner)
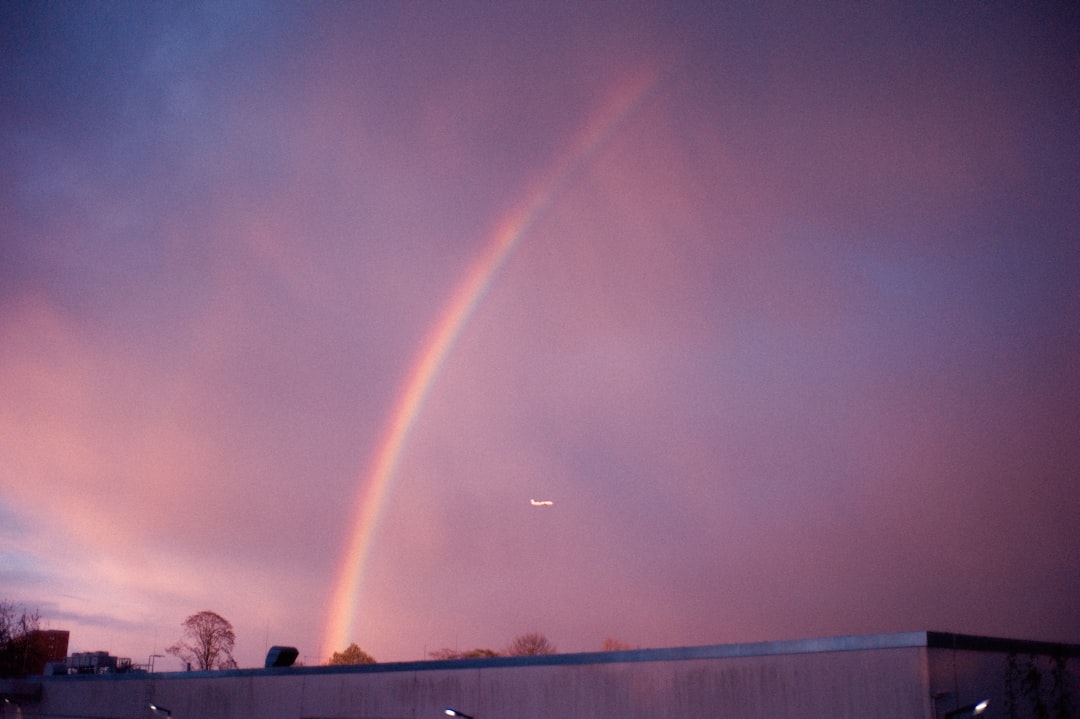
321 68 659 659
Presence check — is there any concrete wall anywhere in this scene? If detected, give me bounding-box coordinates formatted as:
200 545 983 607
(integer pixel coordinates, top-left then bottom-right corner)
3 633 1076 719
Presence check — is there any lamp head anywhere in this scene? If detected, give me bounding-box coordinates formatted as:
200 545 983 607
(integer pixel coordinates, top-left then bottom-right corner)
944 699 989 718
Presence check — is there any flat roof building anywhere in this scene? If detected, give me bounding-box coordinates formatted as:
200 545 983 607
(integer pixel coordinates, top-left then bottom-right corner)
2 631 1077 718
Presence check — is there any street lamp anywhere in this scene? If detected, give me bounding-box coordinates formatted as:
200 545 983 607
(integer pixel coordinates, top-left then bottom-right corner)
944 699 989 718
149 704 172 717
444 709 475 719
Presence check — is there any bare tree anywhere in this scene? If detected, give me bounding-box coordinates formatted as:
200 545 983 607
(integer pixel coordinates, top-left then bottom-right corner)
327 642 376 665
461 647 500 658
0 600 41 678
166 611 236 670
601 637 637 652
505 632 555 656
429 647 500 660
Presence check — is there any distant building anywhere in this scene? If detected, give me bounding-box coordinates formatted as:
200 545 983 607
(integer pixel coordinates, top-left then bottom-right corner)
65 651 133 675
23 631 69 676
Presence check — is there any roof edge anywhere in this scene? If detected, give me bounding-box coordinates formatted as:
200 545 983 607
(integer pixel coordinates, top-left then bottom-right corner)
33 631 1080 682
925 631 1080 657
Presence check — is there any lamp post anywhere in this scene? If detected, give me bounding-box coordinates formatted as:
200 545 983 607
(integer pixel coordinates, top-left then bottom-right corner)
444 709 475 719
149 704 172 717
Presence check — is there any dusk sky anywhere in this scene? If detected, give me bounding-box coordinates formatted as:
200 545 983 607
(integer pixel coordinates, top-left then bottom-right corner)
2 2 1078 670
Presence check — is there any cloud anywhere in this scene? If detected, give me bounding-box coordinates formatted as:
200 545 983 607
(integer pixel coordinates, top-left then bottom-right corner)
1 2 1077 667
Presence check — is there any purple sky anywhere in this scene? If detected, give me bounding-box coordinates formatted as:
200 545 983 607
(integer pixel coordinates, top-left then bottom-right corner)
2 3 1078 669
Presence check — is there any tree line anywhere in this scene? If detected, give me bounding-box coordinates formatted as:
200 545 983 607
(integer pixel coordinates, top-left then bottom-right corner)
333 634 638 665
3 601 637 674
165 610 635 668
